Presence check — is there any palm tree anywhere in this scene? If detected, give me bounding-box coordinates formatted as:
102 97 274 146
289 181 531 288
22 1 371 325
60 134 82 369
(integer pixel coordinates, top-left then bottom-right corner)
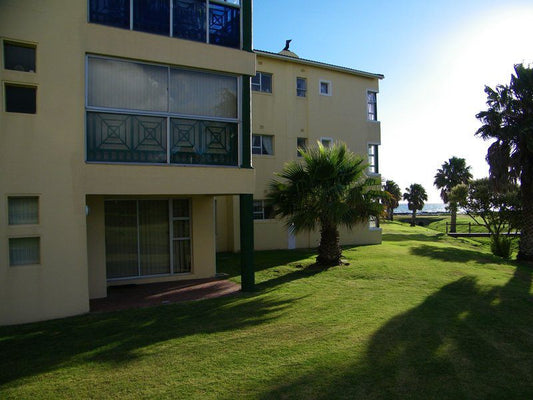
267 142 383 267
383 180 402 221
403 184 428 227
476 64 533 261
434 157 472 233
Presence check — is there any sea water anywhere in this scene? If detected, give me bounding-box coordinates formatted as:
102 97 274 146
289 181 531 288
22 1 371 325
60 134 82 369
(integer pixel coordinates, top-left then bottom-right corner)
394 203 447 214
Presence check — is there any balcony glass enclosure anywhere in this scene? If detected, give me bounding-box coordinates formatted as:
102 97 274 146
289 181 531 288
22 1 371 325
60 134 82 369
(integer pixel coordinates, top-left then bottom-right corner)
89 0 241 49
86 56 239 166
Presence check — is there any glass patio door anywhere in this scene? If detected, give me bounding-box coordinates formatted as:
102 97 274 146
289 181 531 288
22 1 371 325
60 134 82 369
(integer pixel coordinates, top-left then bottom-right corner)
105 200 170 279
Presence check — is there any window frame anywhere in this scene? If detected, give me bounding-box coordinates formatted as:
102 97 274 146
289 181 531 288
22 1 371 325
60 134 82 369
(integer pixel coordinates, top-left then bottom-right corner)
251 71 272 93
87 0 242 49
8 196 39 225
3 40 37 73
8 236 41 267
367 143 379 174
252 134 274 156
320 137 333 148
4 82 37 114
296 77 307 97
296 137 307 157
319 79 332 96
367 90 378 121
85 54 242 167
104 198 192 281
253 200 274 220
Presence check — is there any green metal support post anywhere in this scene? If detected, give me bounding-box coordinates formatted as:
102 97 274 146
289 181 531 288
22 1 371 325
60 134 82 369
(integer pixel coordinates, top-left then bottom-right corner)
240 194 255 291
239 0 254 291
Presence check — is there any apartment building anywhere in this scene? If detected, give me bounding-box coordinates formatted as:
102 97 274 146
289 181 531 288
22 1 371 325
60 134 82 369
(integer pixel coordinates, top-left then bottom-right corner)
0 0 255 326
216 46 383 251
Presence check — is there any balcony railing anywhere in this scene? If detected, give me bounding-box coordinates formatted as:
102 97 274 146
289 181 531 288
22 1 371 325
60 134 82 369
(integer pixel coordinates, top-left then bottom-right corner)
88 0 241 49
87 112 238 166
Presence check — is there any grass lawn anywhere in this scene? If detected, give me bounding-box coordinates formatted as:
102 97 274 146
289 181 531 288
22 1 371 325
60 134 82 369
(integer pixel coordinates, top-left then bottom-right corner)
1 222 532 399
396 214 521 256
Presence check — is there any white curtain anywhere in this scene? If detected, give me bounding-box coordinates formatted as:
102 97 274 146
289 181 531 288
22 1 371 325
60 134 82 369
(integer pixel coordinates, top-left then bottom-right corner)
169 68 237 118
262 135 273 155
8 197 38 225
9 237 40 266
88 57 168 112
139 200 170 276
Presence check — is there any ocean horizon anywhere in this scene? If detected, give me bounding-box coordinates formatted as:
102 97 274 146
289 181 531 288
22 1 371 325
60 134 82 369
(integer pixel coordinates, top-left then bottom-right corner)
394 203 447 214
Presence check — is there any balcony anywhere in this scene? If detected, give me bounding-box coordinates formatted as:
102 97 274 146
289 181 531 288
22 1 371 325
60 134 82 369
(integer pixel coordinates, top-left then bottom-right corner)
88 0 241 49
87 112 238 166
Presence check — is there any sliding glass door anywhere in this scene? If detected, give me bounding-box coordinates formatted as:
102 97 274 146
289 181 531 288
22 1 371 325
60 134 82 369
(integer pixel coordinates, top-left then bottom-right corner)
105 199 191 279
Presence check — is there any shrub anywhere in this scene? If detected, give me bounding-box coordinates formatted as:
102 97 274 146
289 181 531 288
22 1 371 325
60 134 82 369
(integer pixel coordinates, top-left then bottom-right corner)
490 235 512 259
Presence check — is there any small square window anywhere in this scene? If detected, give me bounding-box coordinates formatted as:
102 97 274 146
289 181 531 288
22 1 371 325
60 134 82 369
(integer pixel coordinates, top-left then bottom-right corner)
319 80 331 96
297 137 307 157
3 42 36 72
252 134 274 155
252 72 272 93
5 84 37 114
320 137 333 148
9 237 41 266
296 77 307 97
253 200 274 220
8 196 39 225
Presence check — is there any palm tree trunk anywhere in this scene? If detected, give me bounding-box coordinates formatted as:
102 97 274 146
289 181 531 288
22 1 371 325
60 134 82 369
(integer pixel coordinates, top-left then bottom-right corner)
449 202 458 233
388 208 394 221
410 210 417 226
518 176 533 261
317 223 341 266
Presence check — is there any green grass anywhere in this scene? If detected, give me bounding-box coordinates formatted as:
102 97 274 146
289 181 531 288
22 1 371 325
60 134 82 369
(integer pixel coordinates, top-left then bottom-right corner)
1 222 532 399
398 214 520 256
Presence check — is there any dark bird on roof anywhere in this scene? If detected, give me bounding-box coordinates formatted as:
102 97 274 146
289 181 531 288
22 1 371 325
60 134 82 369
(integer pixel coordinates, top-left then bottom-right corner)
283 39 292 51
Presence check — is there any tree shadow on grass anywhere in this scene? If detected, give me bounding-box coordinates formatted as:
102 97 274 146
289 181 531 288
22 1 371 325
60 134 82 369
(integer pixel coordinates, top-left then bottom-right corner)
396 216 447 227
217 248 317 278
410 244 503 264
383 233 445 243
257 264 533 399
0 293 299 386
256 264 327 292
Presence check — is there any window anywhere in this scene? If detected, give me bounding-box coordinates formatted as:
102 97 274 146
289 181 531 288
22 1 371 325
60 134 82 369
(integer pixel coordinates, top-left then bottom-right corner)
8 196 41 266
4 84 36 114
296 77 306 97
319 80 331 96
251 72 272 93
86 56 239 166
252 134 273 155
104 199 191 279
88 0 241 49
368 144 379 174
320 137 333 148
9 237 40 266
253 200 274 220
367 91 377 121
8 197 39 225
133 0 171 35
297 137 307 157
3 42 36 72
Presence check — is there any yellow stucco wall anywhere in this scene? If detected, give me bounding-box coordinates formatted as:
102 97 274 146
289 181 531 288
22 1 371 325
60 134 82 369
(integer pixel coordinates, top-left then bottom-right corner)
216 53 382 252
0 1 255 325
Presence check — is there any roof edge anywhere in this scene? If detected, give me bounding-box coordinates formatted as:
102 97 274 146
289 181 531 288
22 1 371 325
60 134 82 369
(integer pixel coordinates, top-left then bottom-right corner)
254 49 384 80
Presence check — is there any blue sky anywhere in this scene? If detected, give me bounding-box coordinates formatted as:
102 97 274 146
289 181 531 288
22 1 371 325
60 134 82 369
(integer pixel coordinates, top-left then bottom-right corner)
252 0 533 202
